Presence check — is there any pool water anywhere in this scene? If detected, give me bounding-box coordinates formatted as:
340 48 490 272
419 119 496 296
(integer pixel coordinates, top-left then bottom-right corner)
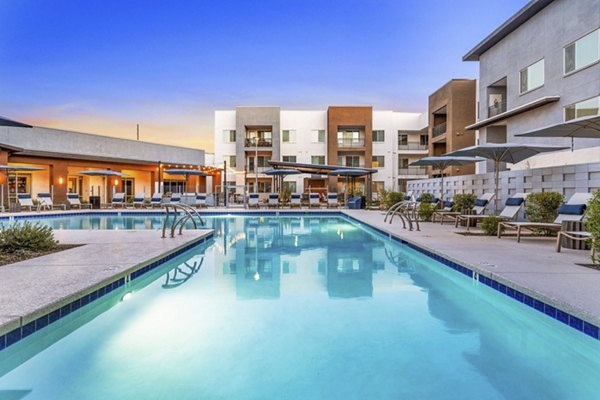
0 216 599 399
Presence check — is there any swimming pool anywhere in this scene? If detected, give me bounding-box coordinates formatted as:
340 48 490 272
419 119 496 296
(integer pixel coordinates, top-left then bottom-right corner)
1 215 599 399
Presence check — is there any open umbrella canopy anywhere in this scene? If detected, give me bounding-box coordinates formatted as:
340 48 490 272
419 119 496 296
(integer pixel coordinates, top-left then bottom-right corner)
328 169 371 177
516 115 600 139
263 169 302 176
78 170 126 177
163 169 207 176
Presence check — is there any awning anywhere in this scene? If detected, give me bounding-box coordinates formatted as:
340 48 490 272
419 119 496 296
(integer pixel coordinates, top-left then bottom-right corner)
466 96 560 130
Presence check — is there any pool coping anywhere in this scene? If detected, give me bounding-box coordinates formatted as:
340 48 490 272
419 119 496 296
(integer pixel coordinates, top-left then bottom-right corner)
0 209 598 351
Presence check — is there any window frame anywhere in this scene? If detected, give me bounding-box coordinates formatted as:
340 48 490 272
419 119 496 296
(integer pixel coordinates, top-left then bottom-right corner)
282 129 296 143
373 130 385 142
311 155 325 165
519 58 545 95
311 129 326 143
372 155 385 168
282 155 297 163
563 28 600 76
564 95 600 121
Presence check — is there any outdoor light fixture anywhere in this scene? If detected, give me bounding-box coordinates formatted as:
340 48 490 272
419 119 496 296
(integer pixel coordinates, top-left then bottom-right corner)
121 292 133 301
253 271 260 281
58 177 64 185
114 179 118 186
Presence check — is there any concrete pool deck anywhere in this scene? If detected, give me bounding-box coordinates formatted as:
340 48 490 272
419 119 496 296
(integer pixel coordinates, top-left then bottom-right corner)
0 229 213 337
343 209 600 327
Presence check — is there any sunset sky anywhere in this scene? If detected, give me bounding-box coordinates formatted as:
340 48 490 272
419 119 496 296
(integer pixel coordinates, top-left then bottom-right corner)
0 0 525 153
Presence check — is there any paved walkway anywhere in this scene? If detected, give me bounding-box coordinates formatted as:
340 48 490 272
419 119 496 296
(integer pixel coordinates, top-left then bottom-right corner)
0 229 212 336
343 209 600 325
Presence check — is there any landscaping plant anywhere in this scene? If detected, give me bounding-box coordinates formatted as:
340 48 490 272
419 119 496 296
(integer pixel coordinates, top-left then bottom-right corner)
0 222 58 254
418 193 436 222
452 194 477 213
381 190 405 210
587 189 600 265
482 215 503 236
524 192 564 235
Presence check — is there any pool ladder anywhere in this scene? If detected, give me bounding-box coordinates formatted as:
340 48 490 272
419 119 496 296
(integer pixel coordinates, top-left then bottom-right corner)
383 201 420 231
162 203 205 238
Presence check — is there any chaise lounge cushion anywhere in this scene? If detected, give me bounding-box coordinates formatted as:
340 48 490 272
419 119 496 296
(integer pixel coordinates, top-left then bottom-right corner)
444 201 454 208
474 199 488 207
558 204 586 215
505 197 524 206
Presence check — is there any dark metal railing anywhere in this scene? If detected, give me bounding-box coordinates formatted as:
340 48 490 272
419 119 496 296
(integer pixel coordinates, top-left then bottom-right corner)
488 100 507 117
432 122 447 137
398 167 428 176
245 138 272 147
337 138 365 147
398 143 428 151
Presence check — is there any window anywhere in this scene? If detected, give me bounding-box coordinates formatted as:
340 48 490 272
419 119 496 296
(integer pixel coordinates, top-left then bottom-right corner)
373 130 385 142
565 96 600 121
520 59 544 93
372 156 385 168
337 155 360 167
399 157 409 168
564 29 599 74
311 155 325 165
311 129 326 143
398 133 408 145
282 130 296 143
283 181 297 192
248 156 270 172
282 155 297 163
223 130 236 143
372 181 384 196
226 155 236 168
337 130 363 146
420 135 429 146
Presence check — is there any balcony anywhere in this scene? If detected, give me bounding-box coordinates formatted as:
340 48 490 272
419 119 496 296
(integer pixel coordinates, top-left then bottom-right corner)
488 99 507 118
245 138 272 147
398 167 428 176
432 122 447 138
398 143 428 151
337 138 365 147
246 166 269 174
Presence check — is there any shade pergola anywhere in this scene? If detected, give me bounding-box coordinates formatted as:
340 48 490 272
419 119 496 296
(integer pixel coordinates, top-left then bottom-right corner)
409 156 482 199
328 168 371 203
264 169 302 194
516 115 600 150
163 169 207 193
0 165 45 210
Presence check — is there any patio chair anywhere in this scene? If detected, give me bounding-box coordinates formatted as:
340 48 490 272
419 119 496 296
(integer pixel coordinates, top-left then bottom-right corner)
290 193 302 208
456 193 528 233
111 192 125 208
17 193 36 211
194 193 207 208
432 199 453 222
439 192 495 225
132 193 147 208
267 193 279 208
309 193 321 208
37 193 66 211
67 193 91 209
248 193 260 208
169 193 182 204
498 192 592 242
556 229 595 259
327 193 339 208
150 193 163 208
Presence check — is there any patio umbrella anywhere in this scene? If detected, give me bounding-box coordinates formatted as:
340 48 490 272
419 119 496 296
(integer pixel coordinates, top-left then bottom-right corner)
78 170 127 204
410 157 482 200
328 169 370 202
264 169 302 193
0 165 44 210
163 169 207 193
445 143 569 212
516 115 600 150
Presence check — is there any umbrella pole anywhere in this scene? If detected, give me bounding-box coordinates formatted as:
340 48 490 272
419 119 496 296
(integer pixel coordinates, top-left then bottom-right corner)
495 159 500 214
440 168 444 201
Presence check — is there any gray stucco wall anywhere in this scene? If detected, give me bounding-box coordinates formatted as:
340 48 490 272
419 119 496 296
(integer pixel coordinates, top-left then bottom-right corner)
478 0 600 149
0 126 204 165
235 107 280 169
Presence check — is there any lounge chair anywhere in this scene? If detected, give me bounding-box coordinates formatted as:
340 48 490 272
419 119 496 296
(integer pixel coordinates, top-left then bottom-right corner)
111 192 125 208
67 193 91 209
150 193 163 208
132 193 147 208
290 193 302 208
248 193 260 208
455 193 528 233
267 193 279 208
37 193 66 211
17 193 36 211
194 193 207 208
498 192 592 242
439 192 495 225
556 230 595 259
169 193 182 204
432 199 453 222
309 193 321 208
327 193 339 208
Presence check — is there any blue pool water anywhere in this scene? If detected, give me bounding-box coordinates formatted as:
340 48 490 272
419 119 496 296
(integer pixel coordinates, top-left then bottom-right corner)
0 216 599 399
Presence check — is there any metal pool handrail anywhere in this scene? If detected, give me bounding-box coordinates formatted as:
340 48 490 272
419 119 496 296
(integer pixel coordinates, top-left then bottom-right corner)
162 203 205 238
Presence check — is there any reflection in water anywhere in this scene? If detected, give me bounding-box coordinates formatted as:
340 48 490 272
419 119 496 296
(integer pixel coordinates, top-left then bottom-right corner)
162 257 204 289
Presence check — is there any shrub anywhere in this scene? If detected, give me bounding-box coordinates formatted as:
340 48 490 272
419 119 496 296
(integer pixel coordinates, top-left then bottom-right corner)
381 191 405 210
452 194 477 213
482 215 503 236
0 222 58 254
524 192 564 235
587 189 600 265
418 193 436 222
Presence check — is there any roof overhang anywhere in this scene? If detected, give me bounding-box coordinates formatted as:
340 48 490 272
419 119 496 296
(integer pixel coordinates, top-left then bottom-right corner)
269 161 377 175
466 96 560 130
0 142 24 152
463 0 554 61
9 149 186 166
0 116 33 128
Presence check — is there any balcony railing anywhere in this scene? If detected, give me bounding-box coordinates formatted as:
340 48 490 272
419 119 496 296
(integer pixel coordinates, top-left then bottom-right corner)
432 122 447 137
488 100 507 117
245 138 272 147
398 143 428 151
337 164 366 168
398 167 428 176
247 166 269 174
337 138 365 147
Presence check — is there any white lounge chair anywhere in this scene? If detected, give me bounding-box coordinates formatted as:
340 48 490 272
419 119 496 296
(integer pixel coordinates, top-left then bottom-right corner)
309 193 320 208
439 192 495 225
556 230 595 258
499 192 592 242
37 193 66 211
456 193 528 233
111 192 125 208
248 193 260 208
195 193 207 208
67 193 91 209
132 193 147 208
169 193 182 204
290 193 302 208
267 193 279 208
150 193 163 208
327 193 339 208
17 193 36 211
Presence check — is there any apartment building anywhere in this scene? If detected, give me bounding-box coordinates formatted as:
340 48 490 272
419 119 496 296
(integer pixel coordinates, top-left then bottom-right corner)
214 107 428 195
464 0 600 172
